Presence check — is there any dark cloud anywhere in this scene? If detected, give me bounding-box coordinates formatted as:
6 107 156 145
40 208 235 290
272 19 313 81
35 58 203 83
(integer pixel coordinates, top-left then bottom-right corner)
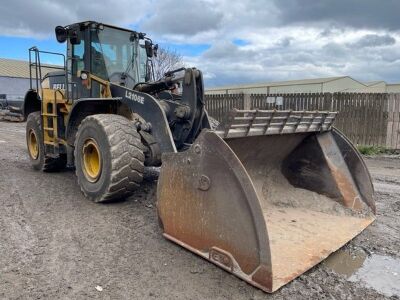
0 0 147 37
352 34 396 48
381 48 400 63
203 41 240 59
202 40 266 64
321 42 349 59
194 28 400 87
276 37 292 48
272 0 400 30
0 0 399 85
318 27 346 38
0 1 69 36
142 0 223 35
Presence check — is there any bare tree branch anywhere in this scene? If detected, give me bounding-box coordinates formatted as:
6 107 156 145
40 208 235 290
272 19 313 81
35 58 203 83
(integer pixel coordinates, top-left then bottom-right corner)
152 47 184 80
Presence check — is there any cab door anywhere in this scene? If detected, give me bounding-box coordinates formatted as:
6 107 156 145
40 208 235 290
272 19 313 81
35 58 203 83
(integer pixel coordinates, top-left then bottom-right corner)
67 29 90 101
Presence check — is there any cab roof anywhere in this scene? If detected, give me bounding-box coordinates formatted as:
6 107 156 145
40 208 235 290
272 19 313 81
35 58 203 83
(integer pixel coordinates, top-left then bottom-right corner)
64 20 143 35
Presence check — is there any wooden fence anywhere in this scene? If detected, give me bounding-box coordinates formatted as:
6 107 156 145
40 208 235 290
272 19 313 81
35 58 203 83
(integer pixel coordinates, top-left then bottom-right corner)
205 93 400 150
205 94 245 125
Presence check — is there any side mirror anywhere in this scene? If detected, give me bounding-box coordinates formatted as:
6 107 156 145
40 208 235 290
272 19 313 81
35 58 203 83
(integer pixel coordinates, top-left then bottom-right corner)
145 40 153 58
153 44 158 57
55 26 67 43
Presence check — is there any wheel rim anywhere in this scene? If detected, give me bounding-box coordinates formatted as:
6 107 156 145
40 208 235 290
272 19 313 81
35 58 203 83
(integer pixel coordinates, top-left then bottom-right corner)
82 138 102 182
28 129 39 160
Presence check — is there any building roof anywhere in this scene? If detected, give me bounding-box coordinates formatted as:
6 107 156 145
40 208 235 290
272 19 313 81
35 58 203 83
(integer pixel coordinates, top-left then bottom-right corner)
206 76 350 91
364 81 386 86
0 58 62 79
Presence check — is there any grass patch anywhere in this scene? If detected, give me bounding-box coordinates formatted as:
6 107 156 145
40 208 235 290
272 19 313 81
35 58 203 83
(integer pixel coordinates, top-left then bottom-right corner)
357 145 397 155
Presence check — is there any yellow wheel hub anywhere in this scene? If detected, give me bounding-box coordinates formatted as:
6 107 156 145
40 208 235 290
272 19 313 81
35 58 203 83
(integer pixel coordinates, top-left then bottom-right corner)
82 139 102 182
28 129 39 160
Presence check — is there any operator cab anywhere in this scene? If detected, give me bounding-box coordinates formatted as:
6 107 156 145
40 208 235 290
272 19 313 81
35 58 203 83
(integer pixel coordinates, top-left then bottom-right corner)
55 21 157 99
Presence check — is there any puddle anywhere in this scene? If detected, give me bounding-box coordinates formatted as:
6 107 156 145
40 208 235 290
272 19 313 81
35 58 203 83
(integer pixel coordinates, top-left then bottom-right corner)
324 247 367 277
324 248 400 297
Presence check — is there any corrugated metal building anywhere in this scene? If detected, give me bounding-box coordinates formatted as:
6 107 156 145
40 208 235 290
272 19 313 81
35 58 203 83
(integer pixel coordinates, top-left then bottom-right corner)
206 76 400 94
386 83 400 93
2 58 400 96
0 58 56 101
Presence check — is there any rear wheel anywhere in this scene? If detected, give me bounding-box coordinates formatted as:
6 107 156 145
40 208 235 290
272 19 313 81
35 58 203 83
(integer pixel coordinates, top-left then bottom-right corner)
26 111 66 171
74 114 145 202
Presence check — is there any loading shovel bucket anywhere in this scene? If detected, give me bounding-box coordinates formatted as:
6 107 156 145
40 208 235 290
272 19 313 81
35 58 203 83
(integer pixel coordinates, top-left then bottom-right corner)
157 109 375 292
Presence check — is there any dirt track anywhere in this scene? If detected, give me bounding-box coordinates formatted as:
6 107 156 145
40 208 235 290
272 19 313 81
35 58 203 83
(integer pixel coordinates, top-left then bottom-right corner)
0 121 399 299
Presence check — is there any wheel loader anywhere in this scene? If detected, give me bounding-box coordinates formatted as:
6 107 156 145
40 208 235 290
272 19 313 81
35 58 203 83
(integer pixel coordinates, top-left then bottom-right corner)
23 21 375 293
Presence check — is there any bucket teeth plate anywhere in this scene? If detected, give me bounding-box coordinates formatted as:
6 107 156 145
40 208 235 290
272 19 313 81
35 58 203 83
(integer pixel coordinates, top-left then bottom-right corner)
157 128 375 292
216 109 338 139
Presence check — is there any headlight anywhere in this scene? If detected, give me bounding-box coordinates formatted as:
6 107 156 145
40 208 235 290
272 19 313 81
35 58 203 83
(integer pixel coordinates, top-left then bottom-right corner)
80 72 88 80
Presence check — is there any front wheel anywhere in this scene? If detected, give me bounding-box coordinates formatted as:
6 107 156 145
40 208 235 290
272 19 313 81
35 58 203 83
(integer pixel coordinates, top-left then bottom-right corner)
74 114 145 202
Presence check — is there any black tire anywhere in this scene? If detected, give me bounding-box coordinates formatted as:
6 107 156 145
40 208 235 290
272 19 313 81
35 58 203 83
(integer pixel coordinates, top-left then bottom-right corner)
74 114 145 203
26 111 66 171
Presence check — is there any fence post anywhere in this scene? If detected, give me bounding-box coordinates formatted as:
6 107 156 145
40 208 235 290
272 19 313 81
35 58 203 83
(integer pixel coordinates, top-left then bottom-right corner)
396 94 400 150
326 93 333 111
386 93 400 150
243 93 251 110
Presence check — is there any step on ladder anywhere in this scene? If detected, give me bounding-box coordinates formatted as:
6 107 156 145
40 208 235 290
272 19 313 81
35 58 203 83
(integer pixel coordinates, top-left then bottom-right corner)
41 90 60 158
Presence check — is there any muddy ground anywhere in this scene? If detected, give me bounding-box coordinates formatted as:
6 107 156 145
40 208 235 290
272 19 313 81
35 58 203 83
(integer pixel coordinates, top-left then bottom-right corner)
0 121 399 300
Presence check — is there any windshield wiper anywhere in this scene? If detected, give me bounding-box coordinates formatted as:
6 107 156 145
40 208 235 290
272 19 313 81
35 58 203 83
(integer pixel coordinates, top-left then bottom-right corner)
123 31 146 84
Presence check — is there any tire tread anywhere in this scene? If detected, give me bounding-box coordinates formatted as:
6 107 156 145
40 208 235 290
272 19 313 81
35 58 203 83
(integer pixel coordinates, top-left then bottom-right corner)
26 112 66 172
74 114 145 202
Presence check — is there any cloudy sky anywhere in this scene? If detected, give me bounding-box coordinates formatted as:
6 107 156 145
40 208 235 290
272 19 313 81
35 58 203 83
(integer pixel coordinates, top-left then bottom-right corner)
0 0 399 87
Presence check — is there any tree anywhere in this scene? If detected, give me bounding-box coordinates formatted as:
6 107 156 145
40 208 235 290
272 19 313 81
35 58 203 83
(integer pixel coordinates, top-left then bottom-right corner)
151 47 184 80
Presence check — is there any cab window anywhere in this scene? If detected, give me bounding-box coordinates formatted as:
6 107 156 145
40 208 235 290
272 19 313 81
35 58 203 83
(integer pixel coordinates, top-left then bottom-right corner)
72 40 85 76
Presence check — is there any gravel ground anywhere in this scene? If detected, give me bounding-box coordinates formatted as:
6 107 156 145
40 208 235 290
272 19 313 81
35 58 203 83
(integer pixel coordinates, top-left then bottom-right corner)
0 121 399 300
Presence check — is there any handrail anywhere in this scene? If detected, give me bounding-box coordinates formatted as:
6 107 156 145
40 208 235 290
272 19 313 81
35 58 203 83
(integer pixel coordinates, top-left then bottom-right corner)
28 47 67 100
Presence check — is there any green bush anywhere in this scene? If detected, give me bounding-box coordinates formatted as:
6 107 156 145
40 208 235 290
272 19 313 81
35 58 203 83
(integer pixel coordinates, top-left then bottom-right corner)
357 145 397 155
